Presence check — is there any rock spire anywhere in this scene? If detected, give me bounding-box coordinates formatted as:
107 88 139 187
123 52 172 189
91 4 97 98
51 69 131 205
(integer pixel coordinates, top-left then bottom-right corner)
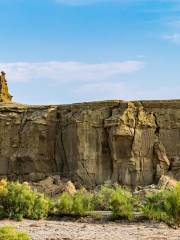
0 71 12 102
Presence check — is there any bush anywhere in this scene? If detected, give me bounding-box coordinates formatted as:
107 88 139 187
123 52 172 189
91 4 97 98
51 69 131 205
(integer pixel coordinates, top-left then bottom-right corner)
56 192 73 215
142 182 180 225
72 191 93 216
110 186 134 220
0 180 49 221
0 226 31 240
93 185 114 210
56 190 93 216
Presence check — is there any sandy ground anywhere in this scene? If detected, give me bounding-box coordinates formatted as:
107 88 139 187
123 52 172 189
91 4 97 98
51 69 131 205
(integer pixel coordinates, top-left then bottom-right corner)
0 219 180 240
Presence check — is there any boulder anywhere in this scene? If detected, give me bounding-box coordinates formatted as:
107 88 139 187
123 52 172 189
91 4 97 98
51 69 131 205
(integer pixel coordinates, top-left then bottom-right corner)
31 176 64 196
31 177 77 196
64 181 77 195
158 175 177 189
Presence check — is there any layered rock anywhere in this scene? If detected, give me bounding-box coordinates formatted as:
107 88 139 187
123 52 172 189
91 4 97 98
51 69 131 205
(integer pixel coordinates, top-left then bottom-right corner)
0 100 179 188
0 72 12 103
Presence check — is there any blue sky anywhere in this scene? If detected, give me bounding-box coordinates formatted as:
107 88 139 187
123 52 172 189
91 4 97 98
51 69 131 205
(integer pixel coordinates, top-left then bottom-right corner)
0 0 179 104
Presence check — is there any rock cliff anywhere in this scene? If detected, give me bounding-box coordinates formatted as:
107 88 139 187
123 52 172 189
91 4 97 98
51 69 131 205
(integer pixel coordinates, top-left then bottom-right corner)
0 100 180 188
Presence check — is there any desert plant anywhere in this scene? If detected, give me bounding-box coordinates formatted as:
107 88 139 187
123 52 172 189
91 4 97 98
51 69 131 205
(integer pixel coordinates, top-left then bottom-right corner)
72 190 93 216
55 190 93 216
0 180 49 221
110 186 134 220
56 192 73 215
142 182 180 225
0 226 31 240
93 185 114 210
30 192 49 219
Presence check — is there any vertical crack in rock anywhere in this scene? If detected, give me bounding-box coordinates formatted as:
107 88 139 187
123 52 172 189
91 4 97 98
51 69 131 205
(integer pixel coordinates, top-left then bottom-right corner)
130 106 138 153
104 125 113 179
54 112 63 174
54 109 73 178
54 111 64 175
104 105 121 182
79 160 92 186
61 126 68 173
53 112 61 173
153 112 170 182
105 106 116 181
129 103 139 188
12 109 29 178
17 110 28 155
153 113 160 137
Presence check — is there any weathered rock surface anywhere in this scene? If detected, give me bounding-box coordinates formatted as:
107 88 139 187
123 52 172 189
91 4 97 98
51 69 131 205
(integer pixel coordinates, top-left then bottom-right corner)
0 72 12 103
0 100 180 188
158 175 177 189
31 176 77 196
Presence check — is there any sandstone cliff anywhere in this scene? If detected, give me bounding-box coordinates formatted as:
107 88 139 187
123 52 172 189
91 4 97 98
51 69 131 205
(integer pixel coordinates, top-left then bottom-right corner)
0 100 180 188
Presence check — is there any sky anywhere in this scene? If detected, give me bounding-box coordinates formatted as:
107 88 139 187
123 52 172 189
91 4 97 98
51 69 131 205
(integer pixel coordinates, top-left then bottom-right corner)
0 0 180 104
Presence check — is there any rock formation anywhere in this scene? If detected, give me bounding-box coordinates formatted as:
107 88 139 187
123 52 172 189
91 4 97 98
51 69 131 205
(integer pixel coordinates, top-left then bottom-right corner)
0 71 12 102
0 100 179 188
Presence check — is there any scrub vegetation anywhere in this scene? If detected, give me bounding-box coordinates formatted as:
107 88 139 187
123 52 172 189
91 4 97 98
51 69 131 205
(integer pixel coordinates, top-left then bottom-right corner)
0 179 179 226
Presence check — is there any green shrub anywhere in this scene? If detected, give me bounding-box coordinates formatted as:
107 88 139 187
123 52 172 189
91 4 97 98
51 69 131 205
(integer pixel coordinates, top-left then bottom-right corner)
56 192 73 215
0 180 49 221
55 190 93 216
0 226 31 240
93 185 114 210
72 191 93 216
110 186 134 220
142 183 180 225
30 192 49 219
47 198 56 216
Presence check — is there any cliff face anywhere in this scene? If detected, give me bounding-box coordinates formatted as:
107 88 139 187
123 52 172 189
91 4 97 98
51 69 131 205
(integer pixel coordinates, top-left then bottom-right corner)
0 100 180 187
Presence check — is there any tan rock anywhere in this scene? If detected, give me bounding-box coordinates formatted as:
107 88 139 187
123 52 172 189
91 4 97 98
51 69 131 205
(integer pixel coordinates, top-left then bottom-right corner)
0 100 179 188
31 176 65 196
158 175 177 189
64 181 76 195
0 72 12 103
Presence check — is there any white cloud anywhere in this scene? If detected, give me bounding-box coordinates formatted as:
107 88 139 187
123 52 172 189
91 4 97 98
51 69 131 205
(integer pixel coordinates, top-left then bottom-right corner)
0 61 144 83
162 33 180 43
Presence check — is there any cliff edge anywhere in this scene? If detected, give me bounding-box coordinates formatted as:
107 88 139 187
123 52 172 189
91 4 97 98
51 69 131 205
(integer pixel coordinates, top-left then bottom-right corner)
0 100 179 187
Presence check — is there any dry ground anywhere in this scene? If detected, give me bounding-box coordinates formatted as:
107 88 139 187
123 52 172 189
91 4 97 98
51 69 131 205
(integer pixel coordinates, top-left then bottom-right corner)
0 219 180 240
